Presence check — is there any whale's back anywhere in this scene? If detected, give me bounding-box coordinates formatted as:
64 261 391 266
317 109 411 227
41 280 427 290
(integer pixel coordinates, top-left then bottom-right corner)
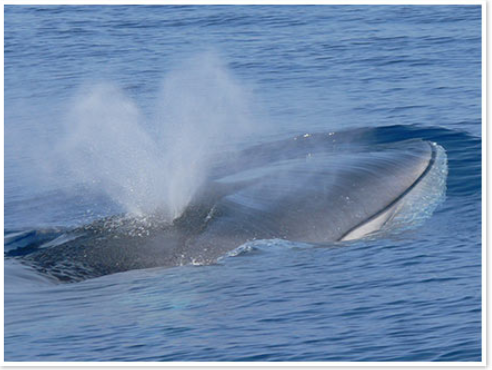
7 134 447 282
191 138 442 248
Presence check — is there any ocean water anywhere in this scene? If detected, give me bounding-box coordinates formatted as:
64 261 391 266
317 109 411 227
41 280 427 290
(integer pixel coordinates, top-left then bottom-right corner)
4 5 482 362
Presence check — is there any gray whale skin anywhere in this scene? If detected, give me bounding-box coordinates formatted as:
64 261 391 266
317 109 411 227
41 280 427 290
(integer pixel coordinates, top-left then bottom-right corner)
9 134 447 282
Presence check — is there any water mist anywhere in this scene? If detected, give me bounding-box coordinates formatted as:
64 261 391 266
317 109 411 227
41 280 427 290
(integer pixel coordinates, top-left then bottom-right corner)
58 52 259 222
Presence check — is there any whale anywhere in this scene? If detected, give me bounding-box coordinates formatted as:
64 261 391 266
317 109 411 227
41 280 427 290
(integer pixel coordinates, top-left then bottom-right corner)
6 131 447 282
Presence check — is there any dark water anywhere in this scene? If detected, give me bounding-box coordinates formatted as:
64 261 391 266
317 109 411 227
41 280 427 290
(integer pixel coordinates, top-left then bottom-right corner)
4 5 482 362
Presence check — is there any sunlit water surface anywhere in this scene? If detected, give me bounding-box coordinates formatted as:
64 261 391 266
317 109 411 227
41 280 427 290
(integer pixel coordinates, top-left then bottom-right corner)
5 5 481 362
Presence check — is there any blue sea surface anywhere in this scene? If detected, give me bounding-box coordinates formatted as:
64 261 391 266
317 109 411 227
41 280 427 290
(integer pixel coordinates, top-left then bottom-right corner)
4 5 482 362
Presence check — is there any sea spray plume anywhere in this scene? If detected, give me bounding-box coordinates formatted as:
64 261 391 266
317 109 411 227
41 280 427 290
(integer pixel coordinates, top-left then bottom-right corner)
152 52 258 218
60 83 169 218
58 53 259 221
